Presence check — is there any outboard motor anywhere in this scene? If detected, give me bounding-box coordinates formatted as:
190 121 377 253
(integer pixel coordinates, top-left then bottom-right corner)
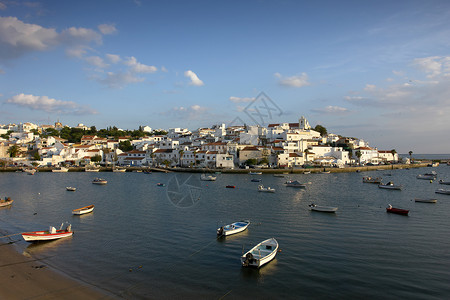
217 227 224 236
243 253 254 266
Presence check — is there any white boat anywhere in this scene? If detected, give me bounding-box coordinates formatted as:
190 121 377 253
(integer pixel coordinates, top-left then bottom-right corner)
66 186 76 191
24 168 36 175
258 185 275 193
0 197 13 207
241 238 278 268
52 167 69 173
362 176 382 184
92 178 107 185
414 198 437 203
284 180 306 188
85 166 100 172
378 182 402 190
435 189 450 195
273 174 286 177
217 220 250 236
438 180 450 185
309 203 338 213
417 171 437 180
72 204 94 215
22 223 73 242
200 174 217 181
249 172 262 175
112 167 127 172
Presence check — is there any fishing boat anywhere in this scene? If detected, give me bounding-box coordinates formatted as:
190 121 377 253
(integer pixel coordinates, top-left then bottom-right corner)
66 186 76 191
251 178 262 182
241 238 278 268
112 167 127 172
438 180 450 185
52 167 69 173
309 203 338 213
249 171 262 175
226 185 236 188
92 178 107 185
417 171 437 180
386 204 409 215
320 171 331 174
362 176 382 184
72 204 94 215
22 223 73 242
85 166 100 172
24 168 36 175
258 185 275 193
157 183 166 187
435 189 450 195
284 180 306 188
217 220 250 236
0 197 13 207
414 198 437 203
378 182 402 190
200 174 217 181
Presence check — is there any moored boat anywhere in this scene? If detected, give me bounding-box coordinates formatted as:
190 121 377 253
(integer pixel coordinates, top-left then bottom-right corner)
217 220 250 236
112 167 127 172
414 198 437 203
157 183 166 187
226 185 236 188
241 238 278 268
200 174 217 181
435 189 450 195
52 167 69 173
72 204 94 215
24 168 36 175
251 178 262 182
92 178 107 185
284 180 306 188
22 223 73 242
438 179 450 185
362 176 382 184
0 197 13 207
249 171 262 175
66 186 76 191
417 171 437 180
386 204 409 215
258 185 275 193
309 203 338 213
85 166 100 172
378 182 402 190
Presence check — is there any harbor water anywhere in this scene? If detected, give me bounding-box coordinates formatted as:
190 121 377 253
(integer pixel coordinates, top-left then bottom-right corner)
1 165 450 299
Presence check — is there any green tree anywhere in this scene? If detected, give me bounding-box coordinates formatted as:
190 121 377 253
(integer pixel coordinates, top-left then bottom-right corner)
162 160 171 168
91 154 102 163
314 125 327 136
32 151 41 161
245 158 257 166
44 128 59 137
355 150 362 166
7 145 20 157
118 140 133 152
259 157 269 165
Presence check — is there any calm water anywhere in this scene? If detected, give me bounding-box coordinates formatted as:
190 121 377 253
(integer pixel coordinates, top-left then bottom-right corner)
1 166 450 299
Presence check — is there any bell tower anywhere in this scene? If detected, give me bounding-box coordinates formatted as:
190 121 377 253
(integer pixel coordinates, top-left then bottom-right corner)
299 116 311 130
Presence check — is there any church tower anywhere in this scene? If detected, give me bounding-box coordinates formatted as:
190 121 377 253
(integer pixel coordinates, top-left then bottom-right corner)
299 116 311 130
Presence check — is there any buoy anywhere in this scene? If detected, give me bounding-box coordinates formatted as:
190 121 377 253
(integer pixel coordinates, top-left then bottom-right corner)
430 180 433 183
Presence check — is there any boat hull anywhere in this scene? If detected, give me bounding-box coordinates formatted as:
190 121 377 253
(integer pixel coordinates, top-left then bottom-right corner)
241 238 278 268
72 205 94 215
310 205 338 213
435 189 450 195
22 230 73 242
414 198 437 203
386 208 409 215
217 221 250 236
0 199 13 207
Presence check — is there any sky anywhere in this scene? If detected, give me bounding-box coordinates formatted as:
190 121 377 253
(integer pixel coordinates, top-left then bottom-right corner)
1 0 450 154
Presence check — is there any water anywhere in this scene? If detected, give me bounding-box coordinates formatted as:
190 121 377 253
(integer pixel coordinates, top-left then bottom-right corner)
1 167 450 299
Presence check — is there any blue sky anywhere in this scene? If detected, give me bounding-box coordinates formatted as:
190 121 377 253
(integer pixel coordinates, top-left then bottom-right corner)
1 0 450 153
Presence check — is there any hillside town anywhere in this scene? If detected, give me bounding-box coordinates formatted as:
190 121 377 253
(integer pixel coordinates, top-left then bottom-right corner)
0 116 402 169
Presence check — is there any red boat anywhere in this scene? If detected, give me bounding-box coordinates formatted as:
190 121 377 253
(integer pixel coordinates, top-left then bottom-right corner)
386 205 409 215
226 185 236 188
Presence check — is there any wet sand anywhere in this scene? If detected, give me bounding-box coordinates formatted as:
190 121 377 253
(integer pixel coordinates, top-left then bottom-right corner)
0 241 117 300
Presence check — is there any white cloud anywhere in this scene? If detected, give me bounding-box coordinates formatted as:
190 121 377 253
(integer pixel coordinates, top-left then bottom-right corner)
164 104 209 120
106 53 121 63
364 84 376 91
275 72 310 88
311 106 350 114
98 24 117 35
97 71 144 88
6 93 97 115
60 27 102 45
161 66 168 72
125 56 157 73
0 16 59 59
229 96 255 103
0 2 6 10
184 70 204 86
84 56 108 68
413 56 450 78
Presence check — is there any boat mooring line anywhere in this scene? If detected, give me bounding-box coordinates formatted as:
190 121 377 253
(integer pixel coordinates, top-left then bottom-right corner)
218 289 233 300
0 232 24 239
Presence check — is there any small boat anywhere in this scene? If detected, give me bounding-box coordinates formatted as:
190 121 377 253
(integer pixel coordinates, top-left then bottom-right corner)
22 223 73 242
435 189 450 195
241 238 278 268
386 204 409 215
52 167 69 173
258 185 275 193
157 183 166 187
24 168 36 175
320 171 331 174
200 174 217 181
0 197 13 207
72 204 94 215
112 167 127 172
362 176 382 184
303 171 311 174
217 220 250 236
66 186 76 191
417 172 437 180
438 180 450 185
251 178 262 182
92 178 107 185
428 162 439 167
249 172 262 175
273 174 286 177
226 185 236 188
285 180 306 188
378 182 402 190
309 203 338 213
85 166 100 172
414 198 437 203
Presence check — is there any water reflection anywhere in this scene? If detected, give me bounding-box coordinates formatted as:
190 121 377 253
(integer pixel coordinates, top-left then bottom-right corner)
23 237 73 257
240 258 278 281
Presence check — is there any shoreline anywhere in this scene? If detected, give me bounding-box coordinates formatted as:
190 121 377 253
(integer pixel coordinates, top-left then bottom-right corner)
0 239 118 299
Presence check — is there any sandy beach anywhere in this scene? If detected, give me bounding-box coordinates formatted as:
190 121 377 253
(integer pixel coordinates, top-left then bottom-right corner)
0 241 117 300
